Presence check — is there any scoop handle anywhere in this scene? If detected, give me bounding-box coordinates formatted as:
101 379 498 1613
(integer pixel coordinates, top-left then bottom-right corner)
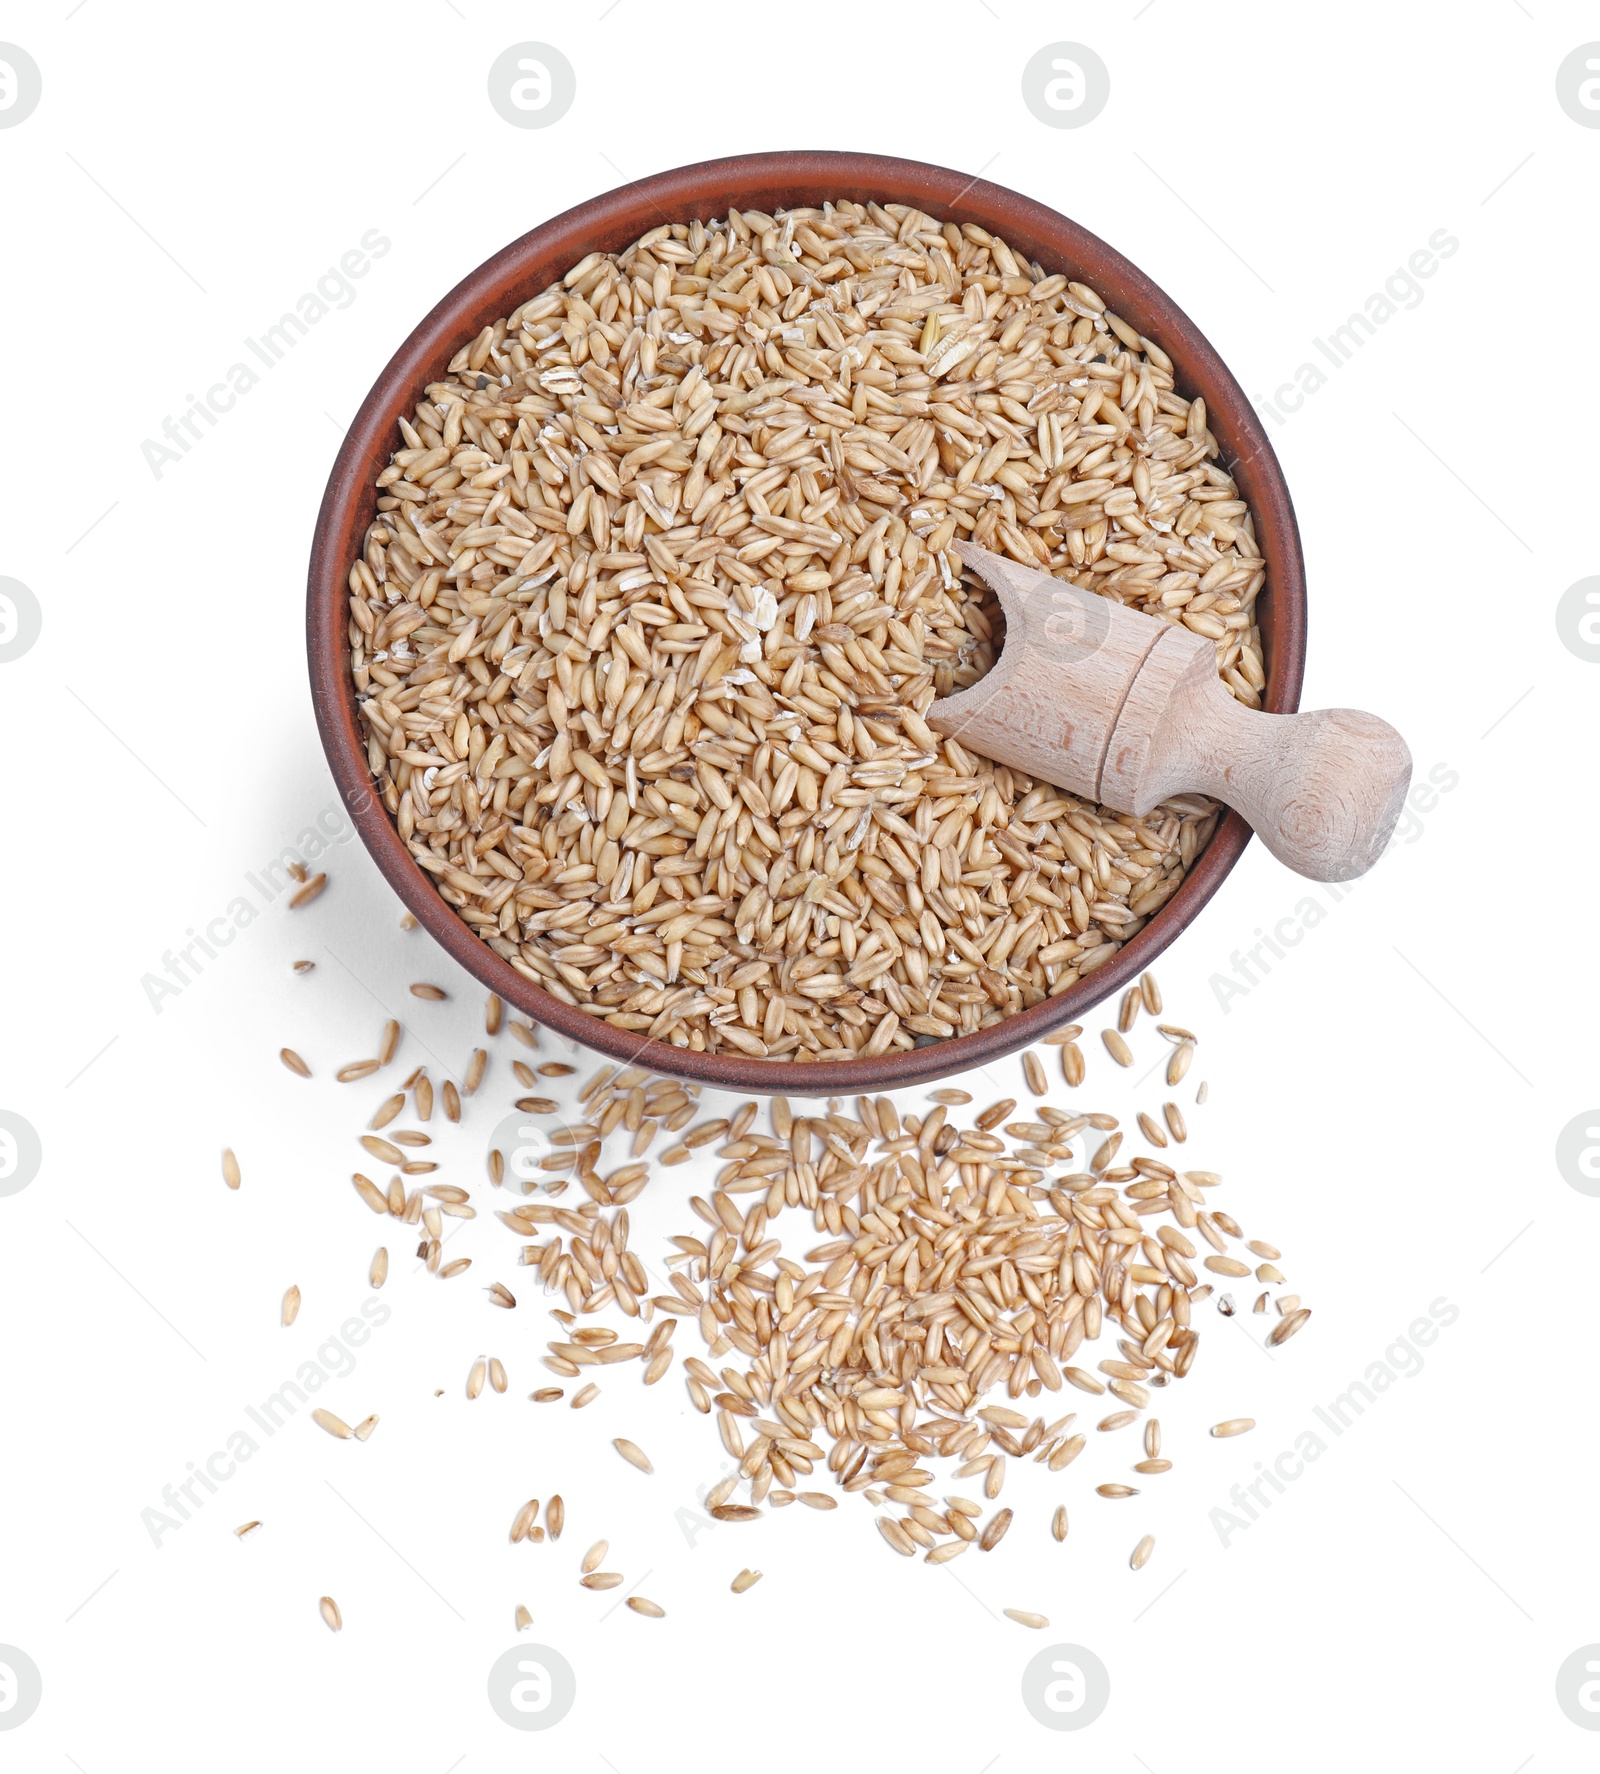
1178 682 1413 882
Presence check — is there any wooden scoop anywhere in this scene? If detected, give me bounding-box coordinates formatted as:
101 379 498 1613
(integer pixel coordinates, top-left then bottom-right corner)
927 544 1411 883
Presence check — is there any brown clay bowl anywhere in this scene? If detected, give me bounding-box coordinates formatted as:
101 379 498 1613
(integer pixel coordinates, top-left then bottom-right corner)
308 150 1305 1095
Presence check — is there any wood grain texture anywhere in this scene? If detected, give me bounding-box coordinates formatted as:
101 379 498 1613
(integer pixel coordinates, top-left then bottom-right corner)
1139 677 1411 881
930 543 1159 796
934 546 1409 885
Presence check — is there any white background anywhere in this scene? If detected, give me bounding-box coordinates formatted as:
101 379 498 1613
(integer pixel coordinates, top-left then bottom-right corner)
2 3 1597 1768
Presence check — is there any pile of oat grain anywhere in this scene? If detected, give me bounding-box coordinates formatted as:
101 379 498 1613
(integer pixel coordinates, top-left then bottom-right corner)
260 925 1307 1615
499 978 1306 1574
348 203 1266 1060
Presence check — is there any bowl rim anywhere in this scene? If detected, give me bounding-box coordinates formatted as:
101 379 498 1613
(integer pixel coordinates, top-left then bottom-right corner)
308 149 1305 1095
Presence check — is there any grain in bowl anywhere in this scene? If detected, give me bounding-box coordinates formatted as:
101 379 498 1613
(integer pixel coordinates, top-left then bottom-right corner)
347 201 1266 1061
